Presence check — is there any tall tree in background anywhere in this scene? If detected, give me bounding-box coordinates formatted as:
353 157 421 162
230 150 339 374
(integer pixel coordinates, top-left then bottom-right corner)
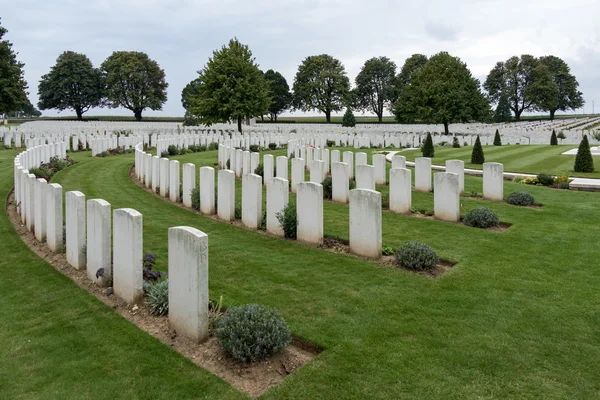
0 19 28 117
494 91 512 122
8 98 41 117
264 69 291 121
393 52 490 135
483 55 553 121
354 56 396 122
393 54 428 104
38 51 104 120
292 54 350 123
537 55 584 120
183 38 270 132
101 51 168 121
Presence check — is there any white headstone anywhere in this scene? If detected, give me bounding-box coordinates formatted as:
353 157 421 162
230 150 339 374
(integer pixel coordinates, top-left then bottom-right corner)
389 168 412 214
199 166 216 215
66 191 86 270
356 164 376 191
349 189 382 258
434 172 460 222
483 162 504 201
266 177 289 237
296 182 323 245
242 173 262 229
217 169 235 221
415 157 432 192
113 208 143 304
87 199 112 284
46 183 63 253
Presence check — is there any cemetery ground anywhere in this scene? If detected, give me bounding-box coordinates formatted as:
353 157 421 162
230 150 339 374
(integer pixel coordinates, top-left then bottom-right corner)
2 147 600 398
402 145 600 179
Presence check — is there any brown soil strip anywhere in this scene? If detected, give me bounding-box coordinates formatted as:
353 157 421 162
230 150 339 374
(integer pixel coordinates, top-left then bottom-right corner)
6 190 318 399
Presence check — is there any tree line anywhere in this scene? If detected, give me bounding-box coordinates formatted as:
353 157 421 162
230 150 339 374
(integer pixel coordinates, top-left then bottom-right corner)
0 20 584 129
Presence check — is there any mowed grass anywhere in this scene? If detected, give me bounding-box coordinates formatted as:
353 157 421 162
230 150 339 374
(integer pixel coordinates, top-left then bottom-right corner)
4 149 590 398
402 144 600 178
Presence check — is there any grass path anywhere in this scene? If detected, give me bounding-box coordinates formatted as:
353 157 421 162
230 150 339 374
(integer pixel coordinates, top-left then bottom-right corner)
1 148 600 398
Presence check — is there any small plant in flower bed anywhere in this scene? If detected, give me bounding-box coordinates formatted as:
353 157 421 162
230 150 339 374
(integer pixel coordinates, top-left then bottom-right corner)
235 203 242 220
29 156 76 181
146 279 169 316
268 142 277 150
108 146 133 156
276 203 297 239
168 145 179 156
209 295 225 332
537 173 554 187
191 188 200 210
395 241 440 271
322 177 333 199
506 191 536 206
216 304 292 363
327 140 335 147
382 246 394 256
463 207 499 229
249 144 259 153
143 252 165 282
208 142 218 151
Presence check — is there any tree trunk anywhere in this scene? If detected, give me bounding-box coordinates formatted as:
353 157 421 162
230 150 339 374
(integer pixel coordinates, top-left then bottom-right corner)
237 116 242 133
274 114 278 122
514 110 522 122
134 109 142 121
325 110 331 123
76 108 83 121
550 109 556 120
377 112 383 123
444 121 449 135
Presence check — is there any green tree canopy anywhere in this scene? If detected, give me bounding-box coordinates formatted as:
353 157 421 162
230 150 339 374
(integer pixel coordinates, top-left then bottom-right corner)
537 55 584 120
183 38 270 132
341 107 356 127
264 69 291 121
494 91 512 122
393 52 490 135
7 98 41 117
0 19 28 117
101 51 167 121
354 56 396 122
292 54 350 123
483 55 554 121
394 54 427 103
38 51 104 120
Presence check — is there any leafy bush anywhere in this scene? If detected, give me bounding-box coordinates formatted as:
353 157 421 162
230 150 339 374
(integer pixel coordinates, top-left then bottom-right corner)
226 159 230 169
382 246 394 256
191 187 200 210
471 135 485 164
327 140 335 147
276 203 297 239
513 175 525 183
559 182 570 189
254 163 264 178
216 304 292 363
268 142 277 150
199 144 208 152
322 177 333 199
550 130 558 145
493 129 502 146
554 172 569 185
29 156 76 180
168 145 178 156
574 135 594 172
249 144 259 153
536 173 554 186
341 108 356 127
259 210 267 230
421 132 434 157
506 191 536 206
395 241 440 271
146 279 169 316
557 131 566 141
463 207 499 229
208 142 218 151
235 203 242 220
452 136 460 149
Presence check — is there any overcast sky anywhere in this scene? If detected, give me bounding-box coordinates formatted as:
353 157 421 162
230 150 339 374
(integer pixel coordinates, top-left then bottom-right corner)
2 0 599 118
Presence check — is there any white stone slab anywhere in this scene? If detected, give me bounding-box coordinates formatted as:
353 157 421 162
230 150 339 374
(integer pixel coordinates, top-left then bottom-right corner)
87 199 112 285
296 182 323 245
434 172 460 222
390 168 411 214
66 191 86 270
113 208 143 304
349 189 382 258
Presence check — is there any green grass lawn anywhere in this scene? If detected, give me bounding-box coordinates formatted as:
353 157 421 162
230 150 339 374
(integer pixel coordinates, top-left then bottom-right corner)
401 144 600 179
2 149 600 398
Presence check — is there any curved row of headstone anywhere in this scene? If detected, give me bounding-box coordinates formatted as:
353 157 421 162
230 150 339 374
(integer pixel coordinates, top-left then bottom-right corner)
134 140 505 259
13 144 212 344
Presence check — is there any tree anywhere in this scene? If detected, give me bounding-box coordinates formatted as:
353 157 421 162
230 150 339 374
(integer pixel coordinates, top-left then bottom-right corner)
484 55 554 121
394 54 428 104
557 131 566 143
493 129 502 146
550 130 558 145
341 108 356 127
0 18 28 117
292 54 350 123
494 91 512 122
8 98 41 117
471 135 485 164
354 57 396 122
422 132 434 157
393 52 490 135
101 51 167 121
37 51 104 120
574 135 594 172
183 39 270 132
538 56 584 120
264 69 291 121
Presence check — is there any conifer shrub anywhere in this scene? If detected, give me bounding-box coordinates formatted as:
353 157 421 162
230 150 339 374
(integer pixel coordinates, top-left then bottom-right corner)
471 135 485 164
550 130 558 145
341 108 356 127
421 132 434 157
452 136 460 148
493 129 502 146
574 135 594 172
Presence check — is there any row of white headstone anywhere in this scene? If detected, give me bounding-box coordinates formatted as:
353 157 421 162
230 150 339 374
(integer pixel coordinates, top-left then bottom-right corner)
135 143 505 259
13 143 213 344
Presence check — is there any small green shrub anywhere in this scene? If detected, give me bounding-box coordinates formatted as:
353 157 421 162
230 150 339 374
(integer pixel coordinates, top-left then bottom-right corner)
382 246 394 256
168 145 178 156
322 177 333 199
146 280 169 316
506 191 536 206
574 135 594 172
160 151 169 158
276 203 297 239
537 173 554 187
249 144 259 153
421 132 434 157
342 108 356 127
208 142 218 151
199 144 208 152
254 163 264 178
327 140 335 147
559 182 570 189
395 242 440 271
463 207 499 229
259 210 267 230
216 304 292 363
191 187 200 210
234 203 242 220
550 130 558 145
452 136 460 148
226 159 230 169
268 142 277 150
